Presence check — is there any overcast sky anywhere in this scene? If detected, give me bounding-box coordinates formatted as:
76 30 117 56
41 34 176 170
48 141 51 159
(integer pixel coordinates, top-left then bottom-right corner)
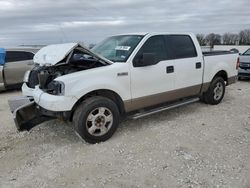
0 0 249 47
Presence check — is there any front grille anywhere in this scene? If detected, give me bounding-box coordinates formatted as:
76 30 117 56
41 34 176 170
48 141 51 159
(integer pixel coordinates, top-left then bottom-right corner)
240 62 250 69
27 66 41 88
238 72 250 77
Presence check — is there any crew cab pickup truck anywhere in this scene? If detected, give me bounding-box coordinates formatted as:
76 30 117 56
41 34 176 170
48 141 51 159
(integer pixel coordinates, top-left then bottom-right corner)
0 47 39 91
9 33 239 143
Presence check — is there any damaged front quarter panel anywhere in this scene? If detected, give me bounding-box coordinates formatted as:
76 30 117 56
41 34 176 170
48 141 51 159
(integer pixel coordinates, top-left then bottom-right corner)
27 43 113 94
9 43 99 131
9 43 114 132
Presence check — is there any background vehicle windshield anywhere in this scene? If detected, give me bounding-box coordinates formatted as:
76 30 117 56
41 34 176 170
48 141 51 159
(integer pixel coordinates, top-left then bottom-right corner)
92 35 143 62
242 48 250 55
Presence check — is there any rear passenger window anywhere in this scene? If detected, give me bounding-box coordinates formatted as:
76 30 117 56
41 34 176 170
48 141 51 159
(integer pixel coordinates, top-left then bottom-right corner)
5 51 34 63
134 35 167 64
166 35 197 59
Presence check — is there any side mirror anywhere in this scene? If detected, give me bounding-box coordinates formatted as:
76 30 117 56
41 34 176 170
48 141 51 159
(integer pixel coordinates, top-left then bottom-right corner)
239 53 242 55
133 53 157 67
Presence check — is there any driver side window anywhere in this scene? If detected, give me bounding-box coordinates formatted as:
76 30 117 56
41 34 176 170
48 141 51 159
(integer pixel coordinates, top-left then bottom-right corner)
5 51 34 63
133 35 167 66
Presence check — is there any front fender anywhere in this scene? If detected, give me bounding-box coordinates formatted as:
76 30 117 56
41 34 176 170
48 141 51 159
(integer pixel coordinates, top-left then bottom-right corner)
56 63 131 103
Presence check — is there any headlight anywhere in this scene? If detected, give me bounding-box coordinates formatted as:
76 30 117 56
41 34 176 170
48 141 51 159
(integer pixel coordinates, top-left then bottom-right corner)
23 70 31 83
47 81 65 95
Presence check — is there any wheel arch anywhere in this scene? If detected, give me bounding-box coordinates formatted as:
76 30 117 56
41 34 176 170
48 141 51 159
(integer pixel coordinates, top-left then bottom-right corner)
213 70 228 84
69 89 126 121
201 70 229 94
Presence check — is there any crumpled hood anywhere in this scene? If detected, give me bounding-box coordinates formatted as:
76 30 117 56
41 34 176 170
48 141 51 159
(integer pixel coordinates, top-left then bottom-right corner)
33 43 113 66
240 55 250 63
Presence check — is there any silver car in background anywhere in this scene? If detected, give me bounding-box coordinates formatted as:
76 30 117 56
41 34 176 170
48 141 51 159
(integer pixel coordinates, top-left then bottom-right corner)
238 48 250 79
0 47 39 91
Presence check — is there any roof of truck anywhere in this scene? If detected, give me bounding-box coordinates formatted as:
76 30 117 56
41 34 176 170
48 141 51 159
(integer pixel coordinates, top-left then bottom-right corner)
115 32 194 36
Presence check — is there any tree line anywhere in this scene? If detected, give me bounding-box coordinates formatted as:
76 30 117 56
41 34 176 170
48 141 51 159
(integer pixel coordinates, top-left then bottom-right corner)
196 29 250 47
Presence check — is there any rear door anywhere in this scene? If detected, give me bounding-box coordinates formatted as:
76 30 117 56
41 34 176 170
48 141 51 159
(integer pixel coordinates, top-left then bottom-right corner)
165 35 203 96
4 51 34 85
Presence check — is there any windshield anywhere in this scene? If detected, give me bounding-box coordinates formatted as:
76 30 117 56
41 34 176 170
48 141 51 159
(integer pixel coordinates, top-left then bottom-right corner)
92 35 144 62
242 48 250 55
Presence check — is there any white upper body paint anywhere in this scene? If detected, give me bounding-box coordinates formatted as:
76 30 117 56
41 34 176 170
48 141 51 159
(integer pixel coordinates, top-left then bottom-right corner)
23 32 238 112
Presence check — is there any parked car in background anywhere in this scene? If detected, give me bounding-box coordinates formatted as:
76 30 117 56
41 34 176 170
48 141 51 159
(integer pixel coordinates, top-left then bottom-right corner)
0 47 39 91
238 48 250 79
230 48 239 53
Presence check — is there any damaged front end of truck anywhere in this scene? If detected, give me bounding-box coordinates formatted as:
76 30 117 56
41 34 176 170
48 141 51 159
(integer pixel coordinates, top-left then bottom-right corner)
8 43 113 131
8 97 54 131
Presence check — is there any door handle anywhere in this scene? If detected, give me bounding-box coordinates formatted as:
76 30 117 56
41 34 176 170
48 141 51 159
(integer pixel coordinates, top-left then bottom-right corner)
117 72 128 77
196 62 202 69
166 66 174 73
27 62 33 65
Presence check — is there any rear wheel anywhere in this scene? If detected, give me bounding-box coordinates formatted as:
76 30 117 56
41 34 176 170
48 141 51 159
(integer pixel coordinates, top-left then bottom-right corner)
73 96 120 144
202 77 225 105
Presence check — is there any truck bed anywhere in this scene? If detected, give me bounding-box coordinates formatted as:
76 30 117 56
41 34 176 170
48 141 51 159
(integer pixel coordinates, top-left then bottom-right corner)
202 50 237 56
202 51 238 85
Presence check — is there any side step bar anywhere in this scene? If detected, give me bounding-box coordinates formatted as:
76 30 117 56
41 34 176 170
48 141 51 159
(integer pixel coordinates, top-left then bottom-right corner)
130 98 199 120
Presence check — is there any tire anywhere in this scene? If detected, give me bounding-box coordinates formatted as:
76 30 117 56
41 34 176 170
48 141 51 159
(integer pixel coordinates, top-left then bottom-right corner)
73 96 120 144
199 93 205 102
203 77 226 105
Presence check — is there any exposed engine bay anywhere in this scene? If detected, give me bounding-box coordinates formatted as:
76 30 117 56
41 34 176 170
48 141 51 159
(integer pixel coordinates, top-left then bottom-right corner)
27 48 108 95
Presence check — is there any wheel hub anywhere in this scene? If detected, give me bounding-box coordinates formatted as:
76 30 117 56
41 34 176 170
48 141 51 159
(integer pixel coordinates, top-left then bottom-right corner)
86 107 113 136
213 82 223 100
94 116 106 127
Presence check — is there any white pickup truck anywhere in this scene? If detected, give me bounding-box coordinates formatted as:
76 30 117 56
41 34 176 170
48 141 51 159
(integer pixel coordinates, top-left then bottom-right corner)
9 33 239 143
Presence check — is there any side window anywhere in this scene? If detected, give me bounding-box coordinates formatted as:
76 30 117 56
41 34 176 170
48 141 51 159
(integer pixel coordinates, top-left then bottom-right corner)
5 51 34 63
134 35 167 65
24 51 34 60
166 35 197 59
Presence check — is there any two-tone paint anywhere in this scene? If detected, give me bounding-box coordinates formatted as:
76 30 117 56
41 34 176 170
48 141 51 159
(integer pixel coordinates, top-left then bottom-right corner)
22 33 238 113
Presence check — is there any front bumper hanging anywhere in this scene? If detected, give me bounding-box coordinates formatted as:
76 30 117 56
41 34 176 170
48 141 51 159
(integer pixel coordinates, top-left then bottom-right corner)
8 97 53 131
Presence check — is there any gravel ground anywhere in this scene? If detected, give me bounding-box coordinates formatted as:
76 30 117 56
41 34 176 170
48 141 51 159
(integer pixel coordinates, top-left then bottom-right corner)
0 81 249 188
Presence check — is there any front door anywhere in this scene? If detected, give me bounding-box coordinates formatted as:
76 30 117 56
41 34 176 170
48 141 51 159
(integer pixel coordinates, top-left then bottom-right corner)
129 35 175 111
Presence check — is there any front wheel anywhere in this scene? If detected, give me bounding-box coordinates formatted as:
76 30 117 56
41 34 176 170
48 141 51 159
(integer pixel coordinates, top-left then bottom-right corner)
73 96 120 144
203 77 226 105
